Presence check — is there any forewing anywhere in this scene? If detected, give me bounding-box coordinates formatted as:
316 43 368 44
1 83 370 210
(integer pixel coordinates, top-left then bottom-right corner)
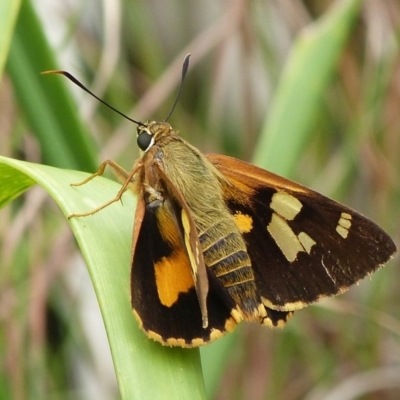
207 154 396 311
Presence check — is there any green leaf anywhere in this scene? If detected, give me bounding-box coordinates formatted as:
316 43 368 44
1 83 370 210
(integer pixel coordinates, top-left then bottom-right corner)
0 156 206 400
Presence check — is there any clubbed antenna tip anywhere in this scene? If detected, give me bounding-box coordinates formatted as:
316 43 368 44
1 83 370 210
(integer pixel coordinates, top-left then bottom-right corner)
164 53 191 122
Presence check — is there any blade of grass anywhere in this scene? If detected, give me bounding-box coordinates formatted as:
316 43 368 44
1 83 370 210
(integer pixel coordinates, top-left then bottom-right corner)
6 0 97 172
254 0 362 177
0 156 206 400
0 0 21 79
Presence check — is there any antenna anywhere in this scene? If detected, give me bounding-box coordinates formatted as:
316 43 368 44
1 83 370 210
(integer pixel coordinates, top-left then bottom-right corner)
164 53 191 122
42 54 191 125
41 70 144 126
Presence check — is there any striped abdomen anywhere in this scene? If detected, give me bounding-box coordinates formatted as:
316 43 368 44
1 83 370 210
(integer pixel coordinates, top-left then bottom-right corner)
198 218 262 319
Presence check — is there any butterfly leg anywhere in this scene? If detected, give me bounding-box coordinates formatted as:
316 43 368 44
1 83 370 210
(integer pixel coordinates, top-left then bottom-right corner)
69 162 142 219
71 160 129 187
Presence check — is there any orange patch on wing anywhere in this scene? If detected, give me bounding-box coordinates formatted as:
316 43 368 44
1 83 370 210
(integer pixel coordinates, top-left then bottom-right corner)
156 206 181 246
233 211 253 233
154 249 194 307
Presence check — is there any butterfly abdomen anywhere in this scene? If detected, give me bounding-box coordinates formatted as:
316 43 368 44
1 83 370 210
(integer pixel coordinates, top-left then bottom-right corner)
198 217 264 320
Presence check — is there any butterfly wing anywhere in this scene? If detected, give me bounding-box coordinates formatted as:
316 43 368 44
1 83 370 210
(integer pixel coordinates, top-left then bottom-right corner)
207 154 396 312
130 180 238 347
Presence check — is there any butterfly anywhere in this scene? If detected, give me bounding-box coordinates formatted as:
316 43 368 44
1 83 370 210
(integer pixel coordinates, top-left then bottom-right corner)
44 55 396 347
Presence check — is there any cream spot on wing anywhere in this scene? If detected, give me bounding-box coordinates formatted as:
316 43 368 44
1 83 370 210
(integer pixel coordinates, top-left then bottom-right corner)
267 214 303 262
231 307 244 323
261 297 308 311
336 226 348 239
270 191 303 220
298 231 316 254
336 212 352 239
268 194 317 262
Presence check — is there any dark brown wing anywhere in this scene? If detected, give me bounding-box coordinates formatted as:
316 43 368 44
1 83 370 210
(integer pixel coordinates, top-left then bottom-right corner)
207 154 396 311
130 193 238 347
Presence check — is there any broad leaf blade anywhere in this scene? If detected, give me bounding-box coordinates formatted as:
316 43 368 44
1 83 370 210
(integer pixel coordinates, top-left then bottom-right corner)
0 156 206 400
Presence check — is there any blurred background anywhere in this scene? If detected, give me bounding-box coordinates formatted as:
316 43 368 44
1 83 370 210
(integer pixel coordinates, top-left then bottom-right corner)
0 0 399 399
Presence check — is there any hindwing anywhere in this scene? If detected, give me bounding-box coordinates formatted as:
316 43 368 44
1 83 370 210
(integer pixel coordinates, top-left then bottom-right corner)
130 183 238 347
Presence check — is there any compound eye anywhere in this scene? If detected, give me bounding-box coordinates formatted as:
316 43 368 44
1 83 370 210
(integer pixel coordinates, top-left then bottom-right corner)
137 131 154 151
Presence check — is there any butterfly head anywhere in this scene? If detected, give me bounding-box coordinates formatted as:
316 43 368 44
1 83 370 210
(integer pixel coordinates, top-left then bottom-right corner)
136 121 174 152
